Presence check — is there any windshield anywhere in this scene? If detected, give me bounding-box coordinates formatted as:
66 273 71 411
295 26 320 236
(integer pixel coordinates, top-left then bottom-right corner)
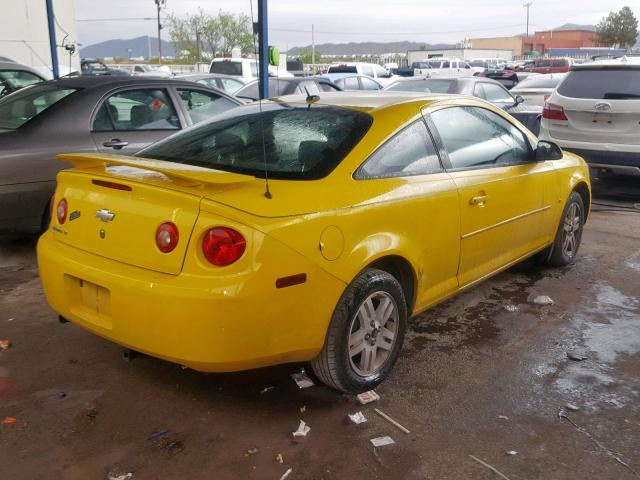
557 68 640 100
387 79 454 93
138 103 373 180
210 61 243 76
0 85 77 129
328 65 358 74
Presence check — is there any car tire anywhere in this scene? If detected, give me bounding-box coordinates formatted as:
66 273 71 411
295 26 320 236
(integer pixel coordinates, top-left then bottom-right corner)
311 268 407 393
540 191 585 266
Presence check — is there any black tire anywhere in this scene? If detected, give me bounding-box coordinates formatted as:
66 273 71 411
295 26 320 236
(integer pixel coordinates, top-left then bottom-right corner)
311 268 407 393
541 191 585 266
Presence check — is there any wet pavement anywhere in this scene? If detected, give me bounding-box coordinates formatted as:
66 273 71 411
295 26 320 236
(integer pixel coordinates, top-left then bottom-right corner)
1 181 639 479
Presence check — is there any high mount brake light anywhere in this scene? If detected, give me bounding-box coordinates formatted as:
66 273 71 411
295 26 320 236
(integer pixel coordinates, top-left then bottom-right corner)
202 227 246 266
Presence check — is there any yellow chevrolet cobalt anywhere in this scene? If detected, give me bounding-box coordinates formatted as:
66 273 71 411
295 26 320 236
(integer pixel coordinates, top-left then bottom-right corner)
38 92 590 393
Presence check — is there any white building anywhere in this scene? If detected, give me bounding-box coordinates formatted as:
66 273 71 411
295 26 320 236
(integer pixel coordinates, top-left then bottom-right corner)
407 48 513 65
0 0 80 77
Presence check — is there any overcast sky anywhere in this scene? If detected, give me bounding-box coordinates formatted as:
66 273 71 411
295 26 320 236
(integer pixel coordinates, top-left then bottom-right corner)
74 0 635 49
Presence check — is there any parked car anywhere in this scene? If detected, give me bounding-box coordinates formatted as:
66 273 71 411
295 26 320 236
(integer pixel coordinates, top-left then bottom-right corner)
413 58 477 77
384 76 543 135
0 76 242 233
210 57 293 80
130 64 172 78
517 58 572 74
477 69 540 90
233 77 341 101
510 73 567 106
37 92 590 393
539 58 640 177
0 61 46 98
327 62 393 83
176 73 250 94
316 73 383 91
80 58 129 76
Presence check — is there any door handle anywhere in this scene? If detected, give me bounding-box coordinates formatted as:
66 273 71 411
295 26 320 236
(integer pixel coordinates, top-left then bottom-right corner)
102 139 129 149
469 194 489 206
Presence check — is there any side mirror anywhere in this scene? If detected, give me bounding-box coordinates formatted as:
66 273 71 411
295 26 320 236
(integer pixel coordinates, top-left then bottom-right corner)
535 141 563 161
515 95 525 105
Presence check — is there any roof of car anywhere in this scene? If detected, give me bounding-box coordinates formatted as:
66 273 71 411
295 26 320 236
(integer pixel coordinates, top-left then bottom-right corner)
33 75 212 89
0 62 46 78
271 91 457 111
574 57 640 69
318 73 374 81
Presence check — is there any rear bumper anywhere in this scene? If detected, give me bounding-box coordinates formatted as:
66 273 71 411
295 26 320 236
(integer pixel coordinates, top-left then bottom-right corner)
37 230 345 372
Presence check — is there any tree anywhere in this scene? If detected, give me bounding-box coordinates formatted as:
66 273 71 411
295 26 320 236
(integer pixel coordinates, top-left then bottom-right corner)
167 10 254 62
298 48 321 64
596 6 638 48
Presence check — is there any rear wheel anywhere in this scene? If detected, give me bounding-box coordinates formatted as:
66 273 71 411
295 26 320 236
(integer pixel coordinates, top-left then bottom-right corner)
311 268 407 393
541 191 585 266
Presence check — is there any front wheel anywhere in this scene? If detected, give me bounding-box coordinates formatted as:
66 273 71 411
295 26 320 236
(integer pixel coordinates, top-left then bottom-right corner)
311 268 407 393
541 191 585 266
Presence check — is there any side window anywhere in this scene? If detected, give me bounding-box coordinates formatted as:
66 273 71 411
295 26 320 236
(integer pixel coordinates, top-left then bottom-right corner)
318 81 339 92
92 89 179 131
538 59 551 67
481 83 513 103
178 89 237 125
220 78 244 94
430 106 531 169
442 61 450 68
473 83 487 100
343 77 360 90
551 59 565 67
355 120 441 179
360 77 381 90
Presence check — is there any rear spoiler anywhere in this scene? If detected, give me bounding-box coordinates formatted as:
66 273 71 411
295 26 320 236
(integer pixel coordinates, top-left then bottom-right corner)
57 153 253 186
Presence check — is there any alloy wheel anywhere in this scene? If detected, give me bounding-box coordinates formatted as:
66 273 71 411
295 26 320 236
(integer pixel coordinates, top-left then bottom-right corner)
561 202 582 258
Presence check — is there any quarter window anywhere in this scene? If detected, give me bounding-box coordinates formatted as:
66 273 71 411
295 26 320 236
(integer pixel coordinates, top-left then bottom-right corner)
355 120 441 179
92 89 179 131
343 77 360 90
430 106 531 169
360 77 381 90
476 83 513 103
177 88 236 124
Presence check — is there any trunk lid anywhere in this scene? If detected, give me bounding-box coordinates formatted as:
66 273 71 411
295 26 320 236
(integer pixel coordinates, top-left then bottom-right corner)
52 153 253 275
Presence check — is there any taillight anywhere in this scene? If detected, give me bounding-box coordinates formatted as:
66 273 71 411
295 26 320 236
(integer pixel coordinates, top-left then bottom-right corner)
56 198 68 224
155 222 179 253
543 94 551 103
202 227 246 266
542 102 568 121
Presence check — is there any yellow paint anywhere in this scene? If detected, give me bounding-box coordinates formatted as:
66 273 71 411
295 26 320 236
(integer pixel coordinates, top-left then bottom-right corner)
38 93 590 372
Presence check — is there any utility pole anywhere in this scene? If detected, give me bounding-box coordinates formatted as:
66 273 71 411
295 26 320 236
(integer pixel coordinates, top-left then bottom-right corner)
155 0 165 64
523 1 532 38
45 0 59 79
311 24 315 67
257 0 268 100
195 26 200 63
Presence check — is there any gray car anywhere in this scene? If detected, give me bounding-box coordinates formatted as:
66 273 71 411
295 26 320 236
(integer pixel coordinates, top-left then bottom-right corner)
175 73 249 94
0 76 242 233
0 61 47 98
384 76 542 135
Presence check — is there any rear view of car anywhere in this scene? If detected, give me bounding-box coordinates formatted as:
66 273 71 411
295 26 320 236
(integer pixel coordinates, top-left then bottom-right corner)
539 59 640 177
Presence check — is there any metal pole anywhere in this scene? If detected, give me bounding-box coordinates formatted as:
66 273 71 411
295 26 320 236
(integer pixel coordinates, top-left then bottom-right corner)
258 0 268 100
45 0 59 79
311 24 315 67
156 0 162 64
195 27 200 63
524 2 532 39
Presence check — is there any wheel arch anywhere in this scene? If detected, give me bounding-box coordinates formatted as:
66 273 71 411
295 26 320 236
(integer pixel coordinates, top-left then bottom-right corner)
572 181 591 220
364 254 417 316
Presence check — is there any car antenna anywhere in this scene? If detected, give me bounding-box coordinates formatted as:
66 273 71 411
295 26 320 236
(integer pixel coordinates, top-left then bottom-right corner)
304 86 320 109
249 0 272 199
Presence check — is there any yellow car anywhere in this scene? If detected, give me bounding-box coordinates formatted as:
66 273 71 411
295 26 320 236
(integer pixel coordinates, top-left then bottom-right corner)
38 92 590 393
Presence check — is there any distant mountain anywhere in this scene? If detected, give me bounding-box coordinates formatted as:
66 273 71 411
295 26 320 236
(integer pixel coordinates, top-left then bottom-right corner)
80 36 175 59
287 41 455 56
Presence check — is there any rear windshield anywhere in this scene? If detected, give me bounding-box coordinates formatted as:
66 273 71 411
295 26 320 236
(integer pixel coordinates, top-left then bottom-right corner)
386 79 454 93
138 104 373 180
557 68 640 99
328 65 358 73
0 85 77 129
514 75 564 89
236 80 293 100
210 61 243 76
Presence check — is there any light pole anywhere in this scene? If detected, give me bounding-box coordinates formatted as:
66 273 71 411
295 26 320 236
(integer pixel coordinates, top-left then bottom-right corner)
45 0 59 79
154 0 166 64
523 1 532 38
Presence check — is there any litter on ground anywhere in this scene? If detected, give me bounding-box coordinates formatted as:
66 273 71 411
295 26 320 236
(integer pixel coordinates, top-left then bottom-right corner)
348 411 367 424
247 447 259 455
504 305 519 312
531 295 554 305
279 468 293 480
260 386 275 394
506 450 518 455
292 420 310 437
374 408 410 434
276 453 283 464
565 403 580 412
1 416 17 424
107 471 133 480
370 436 395 447
357 390 380 404
290 370 314 389
567 351 588 361
0 339 10 351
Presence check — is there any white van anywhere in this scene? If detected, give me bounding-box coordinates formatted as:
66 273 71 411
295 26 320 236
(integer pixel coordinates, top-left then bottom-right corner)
413 58 475 77
209 58 293 80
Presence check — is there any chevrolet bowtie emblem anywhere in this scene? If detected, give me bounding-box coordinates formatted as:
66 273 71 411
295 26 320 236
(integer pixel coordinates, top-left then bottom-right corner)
96 209 116 222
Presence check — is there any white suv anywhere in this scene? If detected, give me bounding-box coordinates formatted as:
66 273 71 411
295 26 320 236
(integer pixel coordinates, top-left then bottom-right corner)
539 57 640 177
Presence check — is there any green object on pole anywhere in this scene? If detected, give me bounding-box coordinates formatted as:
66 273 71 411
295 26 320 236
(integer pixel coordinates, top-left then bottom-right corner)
269 46 280 66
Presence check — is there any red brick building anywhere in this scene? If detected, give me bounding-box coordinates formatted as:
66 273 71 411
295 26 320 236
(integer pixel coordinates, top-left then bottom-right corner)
523 29 597 54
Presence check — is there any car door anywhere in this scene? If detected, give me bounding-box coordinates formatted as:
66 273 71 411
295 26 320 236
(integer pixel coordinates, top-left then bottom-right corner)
91 87 182 156
427 105 553 287
354 119 460 308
